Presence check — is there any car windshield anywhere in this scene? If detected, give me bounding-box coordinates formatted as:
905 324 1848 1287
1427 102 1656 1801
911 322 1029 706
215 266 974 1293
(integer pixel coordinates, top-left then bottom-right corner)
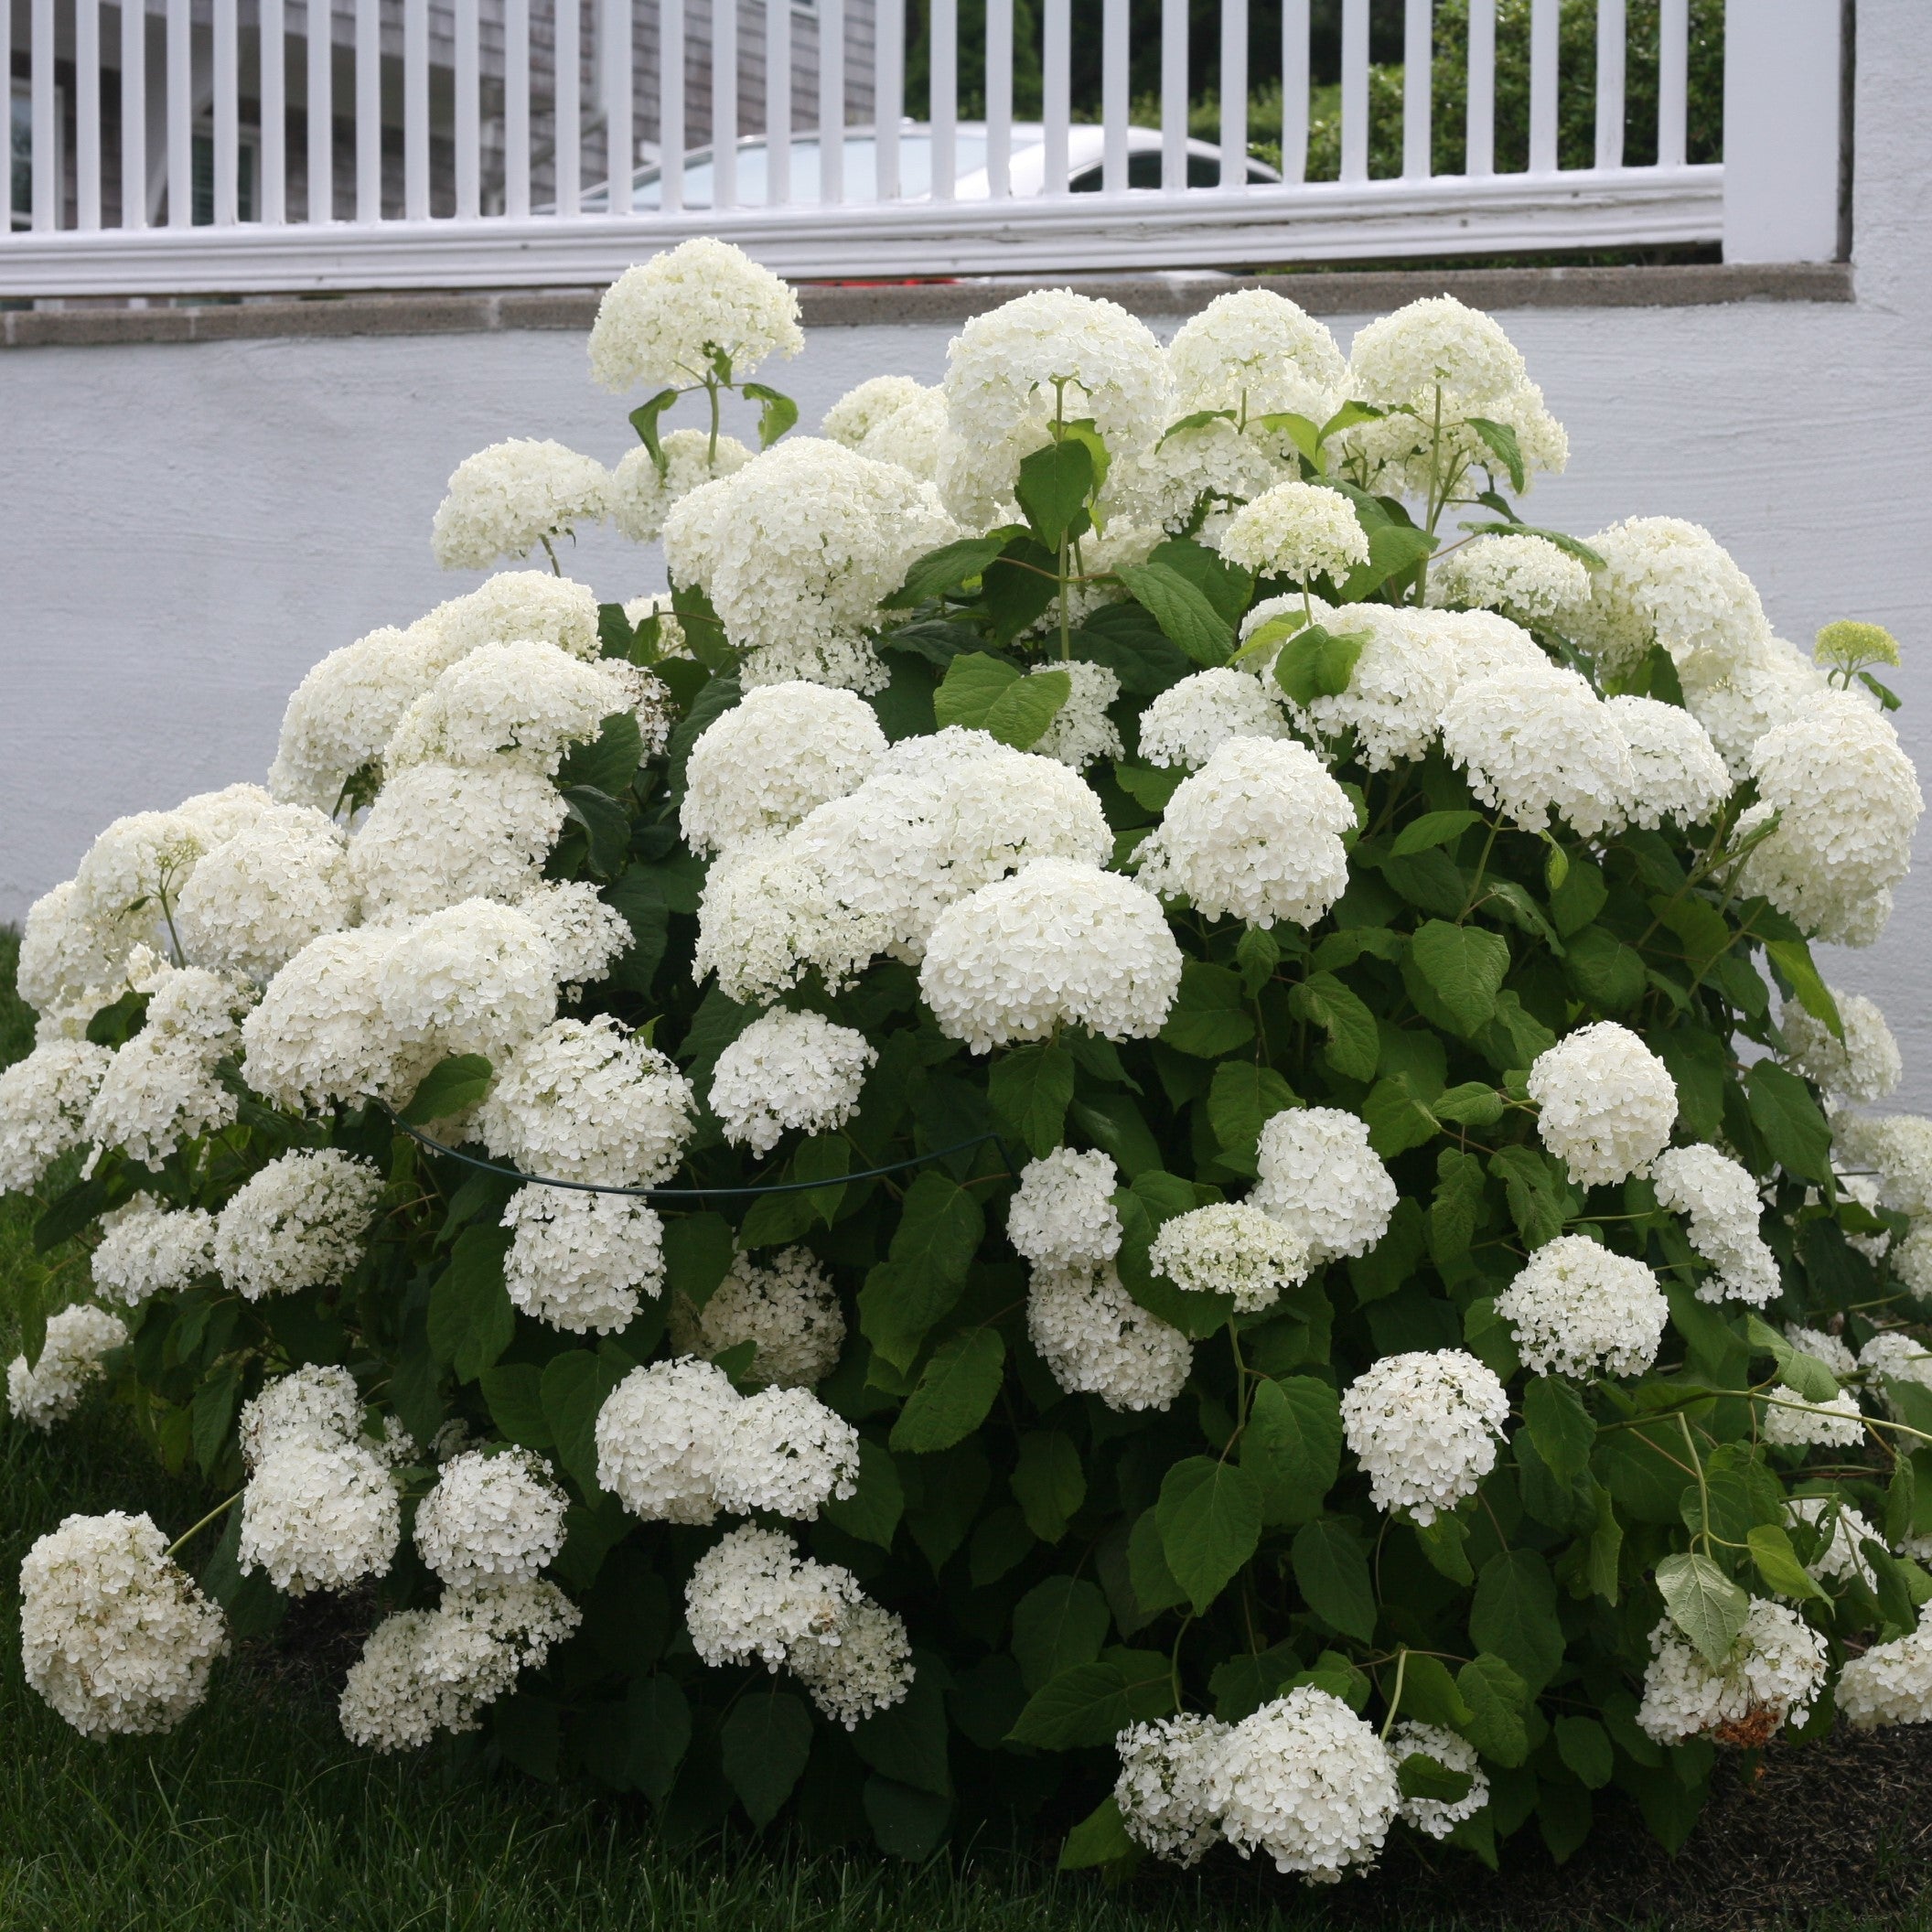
592 131 994 209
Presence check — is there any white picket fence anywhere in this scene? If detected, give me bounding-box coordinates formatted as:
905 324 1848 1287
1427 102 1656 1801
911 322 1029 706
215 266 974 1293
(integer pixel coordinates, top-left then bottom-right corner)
3 0 1845 295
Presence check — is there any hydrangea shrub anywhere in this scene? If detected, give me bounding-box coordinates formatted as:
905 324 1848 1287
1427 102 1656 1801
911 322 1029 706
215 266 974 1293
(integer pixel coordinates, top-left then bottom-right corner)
9 241 1932 1879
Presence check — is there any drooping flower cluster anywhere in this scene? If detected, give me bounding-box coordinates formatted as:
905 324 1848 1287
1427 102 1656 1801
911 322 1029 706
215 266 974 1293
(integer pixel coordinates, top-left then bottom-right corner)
7 1304 130 1430
1495 1235 1669 1379
430 439 610 571
501 1186 666 1336
1839 1612 1932 1728
0 1037 111 1192
210 1148 384 1301
90 1200 217 1306
671 1248 847 1387
1340 1349 1510 1523
1781 992 1902 1105
1637 1601 1829 1746
1148 1203 1309 1315
1250 1109 1399 1265
414 1448 570 1588
1649 1143 1779 1306
708 1008 876 1154
588 236 803 392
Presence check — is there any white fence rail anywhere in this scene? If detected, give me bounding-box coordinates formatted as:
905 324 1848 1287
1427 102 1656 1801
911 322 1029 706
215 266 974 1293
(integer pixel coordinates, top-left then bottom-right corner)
4 0 1842 296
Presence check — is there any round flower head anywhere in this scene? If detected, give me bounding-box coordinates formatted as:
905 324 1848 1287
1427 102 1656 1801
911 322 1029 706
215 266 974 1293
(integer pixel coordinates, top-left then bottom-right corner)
1787 1323 1859 1380
1205 1686 1401 1883
692 835 891 1006
238 1364 362 1469
1250 1108 1399 1266
350 761 567 920
682 1523 858 1672
212 1148 383 1301
1107 416 1292 542
71 808 217 955
430 438 609 571
821 374 930 447
671 1248 846 1388
516 880 633 999
1603 695 1732 832
424 570 603 663
382 641 634 778
238 1438 400 1594
375 896 561 1068
1781 992 1901 1105
1433 606 1551 682
240 926 415 1111
1340 1348 1509 1523
919 858 1184 1053
16 879 127 1023
20 1509 228 1738
1032 660 1124 771
1217 480 1369 585
173 805 356 982
82 1032 237 1170
1137 668 1291 770
1637 1601 1828 1747
1787 1494 1885 1586
1734 692 1922 946
1495 1235 1668 1379
1007 1148 1122 1271
1348 294 1529 412
1762 1385 1866 1450
853 384 950 484
1528 1023 1678 1188
711 1384 862 1519
1428 532 1591 623
0 1037 112 1193
1282 604 1461 770
1165 288 1347 422
1836 1112 1932 1220
1648 1143 1779 1305
1677 635 1830 783
1027 1259 1193 1412
501 1185 666 1335
1859 1331 1932 1418
608 428 755 542
589 239 803 392
7 1304 128 1429
1114 1713 1229 1867
790 1593 917 1729
90 1200 217 1306
681 682 887 855
338 1608 478 1753
595 1357 741 1524
1838 1611 1932 1729
1441 662 1634 839
1385 1722 1489 1839
703 990 875 1144
414 1447 568 1588
1136 735 1355 928
476 1015 693 1186
1148 1203 1310 1315
1892 1225 1932 1304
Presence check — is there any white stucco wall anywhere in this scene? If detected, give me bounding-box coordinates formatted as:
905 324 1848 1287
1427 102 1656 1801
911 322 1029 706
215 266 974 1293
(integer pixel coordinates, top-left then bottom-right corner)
4 0 1930 1092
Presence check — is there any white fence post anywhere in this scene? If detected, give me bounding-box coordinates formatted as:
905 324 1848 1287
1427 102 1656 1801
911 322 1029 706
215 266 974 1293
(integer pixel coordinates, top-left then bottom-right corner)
1722 0 1842 263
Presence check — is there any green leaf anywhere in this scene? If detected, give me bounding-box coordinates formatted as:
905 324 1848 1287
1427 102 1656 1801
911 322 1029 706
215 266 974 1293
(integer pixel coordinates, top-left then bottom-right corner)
1455 1653 1531 1766
989 1043 1076 1158
864 1778 951 1860
479 1362 553 1449
1465 416 1527 492
560 785 632 879
662 1212 735 1311
1488 1144 1568 1250
1015 436 1095 551
191 1360 241 1476
1562 926 1647 1011
1415 1510 1477 1585
1362 1076 1442 1159
1158 961 1254 1058
824 1437 906 1550
1128 1509 1189 1617
1392 810 1481 856
1743 1314 1841 1404
1012 1431 1087 1544
427 1225 515 1384
721 1691 813 1826
1010 1576 1111 1690
1554 1714 1615 1790
1006 1653 1175 1749
628 387 681 470
1241 1376 1344 1529
1288 972 1380 1080
1433 1081 1504 1128
889 1329 1006 1454
399 1053 493 1125
1523 1378 1596 1487
1655 1551 1750 1668
1157 1457 1263 1615
738 381 800 449
981 534 1062 643
1403 920 1509 1036
541 1348 628 1495
1058 1796 1137 1872
1338 523 1438 603
1147 537 1254 628
1395 1653 1475 1729
1470 1550 1564 1692
1291 1516 1378 1642
556 709 644 795
1746 1061 1832 1186
1747 1522 1827 1602
1398 1752 1476 1804
1272 623 1367 705
932 651 1069 751
1766 938 1843 1042
628 1676 692 1800
1111 562 1234 666
1206 1062 1297 1175
884 529 1023 608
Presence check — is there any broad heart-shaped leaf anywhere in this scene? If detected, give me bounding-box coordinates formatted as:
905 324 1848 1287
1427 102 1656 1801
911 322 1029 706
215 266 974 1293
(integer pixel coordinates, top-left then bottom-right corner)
1241 1376 1343 1529
892 1169 986 1280
1010 1576 1111 1690
1015 435 1095 551
1146 536 1255 628
427 1225 514 1384
1058 1796 1137 1872
738 381 800 448
561 784 631 878
1523 1377 1596 1487
1470 1550 1564 1691
1337 521 1438 603
1766 937 1844 1042
557 709 645 795
628 1675 692 1801
1488 1143 1569 1250
1272 624 1366 705
479 1361 553 1450
1011 1430 1087 1543
399 1053 493 1125
1403 920 1509 1036
721 1690 813 1826
1398 1752 1476 1804
889 1329 1006 1453
883 528 1024 608
1005 1650 1175 1748
1288 971 1379 1080
1454 1653 1531 1766
989 1042 1076 1157
1291 1515 1378 1642
1206 1061 1297 1175
1393 1652 1474 1729
932 651 1069 750
662 1211 736 1311
1745 1061 1833 1186
1744 1313 1842 1403
1157 1457 1263 1614
1553 1715 1615 1790
541 1348 629 1495
1111 561 1234 666
1655 1551 1750 1667
1158 960 1255 1058
1747 1522 1827 1603
1392 809 1482 857
824 1437 906 1550
628 386 680 470
1465 415 1528 492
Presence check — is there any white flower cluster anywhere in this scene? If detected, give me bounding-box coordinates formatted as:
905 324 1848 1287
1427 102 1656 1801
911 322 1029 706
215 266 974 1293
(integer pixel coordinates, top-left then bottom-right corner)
1137 669 1290 771
821 374 930 447
1561 517 1769 681
596 1356 859 1523
1033 660 1124 771
1165 288 1347 424
682 1524 913 1728
1429 533 1591 623
1681 635 1833 782
6 1304 129 1430
237 1364 362 1468
237 1435 402 1595
211 1148 383 1300
1441 662 1634 840
1385 1723 1489 1840
1781 992 1902 1105
91 1199 217 1305
1528 1023 1678 1188
1136 736 1356 928
1114 1713 1227 1867
1339 1349 1509 1524
20 1510 228 1737
1250 1108 1399 1265
1111 417 1291 542
1007 1148 1122 1271
415 1447 569 1588
501 1185 665 1335
1861 1329 1932 1418
1284 606 1460 772
608 428 755 542
1636 1601 1828 1746
1762 1386 1865 1450
588 237 802 392
430 439 610 571
709 1008 876 1154
671 1247 847 1387
1148 1203 1309 1315
1217 481 1369 585
349 764 567 920
1605 696 1732 832
1789 1494 1884 1586
1495 1235 1668 1379
0 1037 111 1192
1649 1143 1779 1306
1835 1112 1932 1221
173 803 356 982
1028 1260 1193 1413
1839 1611 1932 1729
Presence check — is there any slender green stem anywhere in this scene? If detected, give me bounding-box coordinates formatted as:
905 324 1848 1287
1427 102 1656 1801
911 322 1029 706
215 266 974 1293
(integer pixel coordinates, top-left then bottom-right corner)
706 377 722 467
539 533 562 577
165 1491 242 1562
1379 1647 1411 1742
1679 1411 1713 1554
1458 821 1503 922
